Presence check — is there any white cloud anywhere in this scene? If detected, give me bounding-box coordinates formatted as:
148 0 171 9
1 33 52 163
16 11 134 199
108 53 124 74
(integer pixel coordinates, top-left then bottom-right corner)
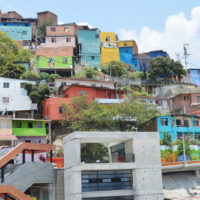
76 22 94 29
119 6 200 68
58 21 64 25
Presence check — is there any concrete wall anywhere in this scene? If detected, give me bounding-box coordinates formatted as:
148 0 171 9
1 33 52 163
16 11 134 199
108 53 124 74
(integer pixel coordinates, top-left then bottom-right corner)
0 117 12 134
63 132 163 200
54 78 116 89
0 78 36 112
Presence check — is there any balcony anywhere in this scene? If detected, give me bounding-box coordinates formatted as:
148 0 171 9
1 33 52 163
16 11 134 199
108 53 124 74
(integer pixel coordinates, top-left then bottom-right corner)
95 98 124 104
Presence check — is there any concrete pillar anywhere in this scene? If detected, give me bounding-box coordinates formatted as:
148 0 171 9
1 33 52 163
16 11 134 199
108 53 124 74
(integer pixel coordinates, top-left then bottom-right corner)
48 121 52 143
108 146 112 163
13 111 16 119
48 183 55 200
31 110 34 119
196 169 200 179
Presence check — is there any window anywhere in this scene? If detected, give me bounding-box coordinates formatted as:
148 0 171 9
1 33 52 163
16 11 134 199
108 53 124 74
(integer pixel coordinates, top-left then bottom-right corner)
91 56 95 60
20 83 25 88
184 120 189 127
79 43 82 52
158 101 163 106
61 82 66 86
25 140 31 143
176 119 182 126
80 91 87 96
28 122 33 128
124 48 129 53
194 120 199 127
66 37 71 42
22 31 27 35
50 27 56 31
184 96 189 101
17 122 22 128
51 37 56 43
161 118 168 126
96 34 99 38
59 107 66 114
124 42 129 46
35 122 42 128
106 36 110 42
197 96 200 103
63 57 68 63
2 97 9 103
3 82 9 88
65 25 69 31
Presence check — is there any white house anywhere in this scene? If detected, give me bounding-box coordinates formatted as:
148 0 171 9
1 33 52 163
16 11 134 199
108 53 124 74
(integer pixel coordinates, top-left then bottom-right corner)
0 78 37 116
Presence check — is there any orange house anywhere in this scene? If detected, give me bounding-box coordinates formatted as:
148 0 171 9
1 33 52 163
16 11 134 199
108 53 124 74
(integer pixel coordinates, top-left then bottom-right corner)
43 84 123 121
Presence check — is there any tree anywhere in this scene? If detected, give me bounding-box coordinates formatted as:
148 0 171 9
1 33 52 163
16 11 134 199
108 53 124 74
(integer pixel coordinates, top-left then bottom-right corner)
61 96 158 132
37 19 55 42
15 49 32 63
20 71 41 82
0 62 26 79
39 72 60 82
148 56 185 81
101 61 129 77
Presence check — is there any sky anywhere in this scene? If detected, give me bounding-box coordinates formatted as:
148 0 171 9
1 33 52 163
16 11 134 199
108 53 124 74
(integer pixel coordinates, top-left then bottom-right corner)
1 0 200 68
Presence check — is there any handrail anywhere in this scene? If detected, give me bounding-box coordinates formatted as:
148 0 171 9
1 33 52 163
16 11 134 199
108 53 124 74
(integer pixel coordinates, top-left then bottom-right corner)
0 142 56 168
0 185 32 200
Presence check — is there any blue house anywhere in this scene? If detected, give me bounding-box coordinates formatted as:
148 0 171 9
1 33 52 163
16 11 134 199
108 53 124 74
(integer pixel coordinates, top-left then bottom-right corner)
77 29 101 67
119 40 140 71
136 50 169 72
188 69 200 85
0 22 32 41
156 115 200 141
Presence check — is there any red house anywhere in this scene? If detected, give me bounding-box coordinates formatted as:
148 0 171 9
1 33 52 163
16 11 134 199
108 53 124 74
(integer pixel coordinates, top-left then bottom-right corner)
43 84 123 121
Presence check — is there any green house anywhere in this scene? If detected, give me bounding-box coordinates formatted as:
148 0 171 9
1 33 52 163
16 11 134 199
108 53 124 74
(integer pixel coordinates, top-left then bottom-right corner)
12 120 46 137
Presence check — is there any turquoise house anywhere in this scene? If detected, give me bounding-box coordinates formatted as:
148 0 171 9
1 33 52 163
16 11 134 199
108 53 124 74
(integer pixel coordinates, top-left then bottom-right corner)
0 22 32 41
77 29 101 67
157 115 200 141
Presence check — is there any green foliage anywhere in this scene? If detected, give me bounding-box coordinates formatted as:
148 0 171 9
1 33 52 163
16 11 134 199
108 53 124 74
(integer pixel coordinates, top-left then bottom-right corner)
85 67 97 79
101 61 129 77
129 71 146 80
15 49 32 63
0 31 31 78
120 85 131 93
160 132 172 147
61 95 158 132
20 71 41 82
0 62 26 79
177 138 191 156
81 144 109 163
148 56 185 81
39 72 61 82
24 83 51 110
38 19 54 40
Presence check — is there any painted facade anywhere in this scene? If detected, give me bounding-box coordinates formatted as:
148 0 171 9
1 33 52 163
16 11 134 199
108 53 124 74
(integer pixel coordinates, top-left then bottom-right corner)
119 40 139 71
188 69 200 85
36 56 73 69
12 119 46 137
0 78 37 112
0 22 32 41
100 32 120 66
43 84 123 121
78 29 101 67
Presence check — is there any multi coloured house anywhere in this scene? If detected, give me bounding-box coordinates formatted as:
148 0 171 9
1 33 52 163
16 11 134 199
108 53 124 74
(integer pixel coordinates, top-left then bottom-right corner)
100 32 120 66
77 29 101 67
119 40 140 70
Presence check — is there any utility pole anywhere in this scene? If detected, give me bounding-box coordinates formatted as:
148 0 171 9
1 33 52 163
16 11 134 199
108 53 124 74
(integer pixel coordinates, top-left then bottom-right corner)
183 44 189 81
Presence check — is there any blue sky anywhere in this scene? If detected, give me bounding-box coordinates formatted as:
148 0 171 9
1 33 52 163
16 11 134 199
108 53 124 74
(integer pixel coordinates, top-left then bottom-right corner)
1 0 198 32
1 0 200 67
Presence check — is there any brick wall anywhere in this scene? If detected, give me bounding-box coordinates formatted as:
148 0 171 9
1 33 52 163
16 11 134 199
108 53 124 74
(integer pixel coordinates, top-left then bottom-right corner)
46 24 76 36
37 11 57 25
2 11 22 19
36 46 73 57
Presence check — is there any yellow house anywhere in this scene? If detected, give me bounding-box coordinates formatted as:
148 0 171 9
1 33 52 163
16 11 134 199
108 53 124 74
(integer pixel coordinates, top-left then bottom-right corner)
100 32 120 66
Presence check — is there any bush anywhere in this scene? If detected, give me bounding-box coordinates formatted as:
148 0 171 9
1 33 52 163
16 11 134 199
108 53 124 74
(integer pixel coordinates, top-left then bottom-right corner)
85 67 97 79
20 71 41 82
129 72 145 80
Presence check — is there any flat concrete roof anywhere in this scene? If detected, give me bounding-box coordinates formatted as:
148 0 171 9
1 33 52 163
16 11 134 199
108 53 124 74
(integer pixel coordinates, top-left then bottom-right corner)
64 131 159 144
